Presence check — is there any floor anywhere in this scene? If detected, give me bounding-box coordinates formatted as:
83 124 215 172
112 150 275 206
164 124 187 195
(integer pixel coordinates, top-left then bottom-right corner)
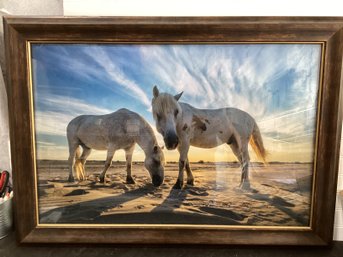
1 231 343 257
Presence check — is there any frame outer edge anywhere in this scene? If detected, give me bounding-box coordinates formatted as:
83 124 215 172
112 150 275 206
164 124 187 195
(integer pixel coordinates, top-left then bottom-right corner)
313 27 343 245
4 17 37 243
3 16 343 245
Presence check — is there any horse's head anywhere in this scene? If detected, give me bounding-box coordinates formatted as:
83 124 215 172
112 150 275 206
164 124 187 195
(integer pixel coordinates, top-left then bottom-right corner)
144 144 165 187
151 86 183 150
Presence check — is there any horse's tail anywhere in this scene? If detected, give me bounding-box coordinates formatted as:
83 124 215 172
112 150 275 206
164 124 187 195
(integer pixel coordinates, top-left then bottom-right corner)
249 122 268 164
74 146 85 180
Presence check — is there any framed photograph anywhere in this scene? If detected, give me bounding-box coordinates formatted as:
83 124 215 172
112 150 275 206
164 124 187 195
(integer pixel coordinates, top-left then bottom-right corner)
4 17 343 245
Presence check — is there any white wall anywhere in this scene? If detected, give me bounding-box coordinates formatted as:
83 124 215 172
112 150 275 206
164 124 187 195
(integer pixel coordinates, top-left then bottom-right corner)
334 128 343 240
64 0 343 16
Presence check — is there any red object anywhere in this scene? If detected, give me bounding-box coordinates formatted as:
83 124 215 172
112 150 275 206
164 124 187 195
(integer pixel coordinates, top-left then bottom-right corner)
0 170 10 195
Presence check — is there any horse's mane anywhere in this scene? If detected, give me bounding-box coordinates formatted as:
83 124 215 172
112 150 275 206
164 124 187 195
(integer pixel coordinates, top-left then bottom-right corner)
152 93 179 115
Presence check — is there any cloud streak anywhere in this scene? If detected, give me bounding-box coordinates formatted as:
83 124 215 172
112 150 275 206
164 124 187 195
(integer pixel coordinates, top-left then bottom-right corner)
32 45 151 110
82 46 151 108
140 44 321 120
34 93 113 137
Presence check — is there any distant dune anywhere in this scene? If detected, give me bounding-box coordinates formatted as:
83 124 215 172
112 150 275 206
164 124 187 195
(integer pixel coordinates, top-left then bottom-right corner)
37 161 313 226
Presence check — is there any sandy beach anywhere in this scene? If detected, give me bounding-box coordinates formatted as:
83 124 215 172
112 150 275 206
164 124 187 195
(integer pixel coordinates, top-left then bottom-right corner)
37 161 312 226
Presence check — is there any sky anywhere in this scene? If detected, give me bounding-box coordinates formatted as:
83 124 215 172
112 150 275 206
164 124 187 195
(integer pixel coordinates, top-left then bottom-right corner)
31 43 322 162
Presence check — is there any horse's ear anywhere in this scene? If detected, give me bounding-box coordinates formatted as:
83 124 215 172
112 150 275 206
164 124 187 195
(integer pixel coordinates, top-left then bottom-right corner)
153 86 159 98
174 91 183 101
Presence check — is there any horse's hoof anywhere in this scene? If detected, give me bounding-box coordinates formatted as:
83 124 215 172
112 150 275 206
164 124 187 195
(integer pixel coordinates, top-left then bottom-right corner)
68 176 75 183
126 176 135 184
172 184 182 190
99 176 105 183
186 180 194 186
239 181 251 191
172 180 183 190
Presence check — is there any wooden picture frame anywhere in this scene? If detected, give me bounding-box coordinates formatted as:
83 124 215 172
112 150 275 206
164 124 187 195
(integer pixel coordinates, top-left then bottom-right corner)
3 16 343 245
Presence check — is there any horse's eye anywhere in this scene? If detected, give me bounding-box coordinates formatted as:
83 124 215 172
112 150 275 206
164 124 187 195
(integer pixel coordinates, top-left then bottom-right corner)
156 113 161 121
174 109 179 118
154 160 161 166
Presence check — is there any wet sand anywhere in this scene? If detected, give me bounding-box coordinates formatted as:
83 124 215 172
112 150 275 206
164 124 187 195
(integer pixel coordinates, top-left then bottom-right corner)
37 161 312 226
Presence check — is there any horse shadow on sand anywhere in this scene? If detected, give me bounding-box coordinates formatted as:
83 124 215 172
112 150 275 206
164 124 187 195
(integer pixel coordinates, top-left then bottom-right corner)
149 186 243 225
40 183 157 224
244 188 309 225
40 180 243 225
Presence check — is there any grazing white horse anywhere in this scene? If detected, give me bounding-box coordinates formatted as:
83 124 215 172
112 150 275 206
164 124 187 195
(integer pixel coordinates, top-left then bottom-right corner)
66 108 165 187
151 86 267 190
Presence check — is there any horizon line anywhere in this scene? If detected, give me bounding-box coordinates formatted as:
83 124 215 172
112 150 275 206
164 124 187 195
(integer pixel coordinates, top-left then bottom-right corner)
36 159 313 164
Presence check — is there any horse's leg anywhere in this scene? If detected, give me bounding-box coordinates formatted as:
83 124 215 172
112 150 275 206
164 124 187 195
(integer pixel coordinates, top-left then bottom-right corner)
99 149 115 183
176 148 193 186
124 144 135 184
240 145 251 190
67 143 78 182
185 158 194 186
229 141 250 190
79 146 92 180
173 142 190 189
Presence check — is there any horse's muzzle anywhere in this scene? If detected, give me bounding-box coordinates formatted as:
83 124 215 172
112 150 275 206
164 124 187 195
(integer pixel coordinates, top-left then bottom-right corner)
152 175 163 187
164 132 179 150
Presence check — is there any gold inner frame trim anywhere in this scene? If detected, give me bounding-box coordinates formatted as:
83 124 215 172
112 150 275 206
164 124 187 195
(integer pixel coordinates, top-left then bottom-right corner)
26 41 325 230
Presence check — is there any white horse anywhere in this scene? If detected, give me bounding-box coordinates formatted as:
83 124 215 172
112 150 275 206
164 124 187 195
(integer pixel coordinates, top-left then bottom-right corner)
66 108 165 187
151 86 267 190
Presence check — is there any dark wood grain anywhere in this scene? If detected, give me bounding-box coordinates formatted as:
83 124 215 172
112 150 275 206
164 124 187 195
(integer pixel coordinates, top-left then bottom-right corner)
4 16 343 42
3 16 343 246
22 227 324 245
4 17 38 243
4 231 343 257
312 28 343 245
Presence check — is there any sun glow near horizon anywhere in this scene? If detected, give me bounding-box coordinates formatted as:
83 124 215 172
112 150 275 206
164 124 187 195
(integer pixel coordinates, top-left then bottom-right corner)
36 135 316 163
